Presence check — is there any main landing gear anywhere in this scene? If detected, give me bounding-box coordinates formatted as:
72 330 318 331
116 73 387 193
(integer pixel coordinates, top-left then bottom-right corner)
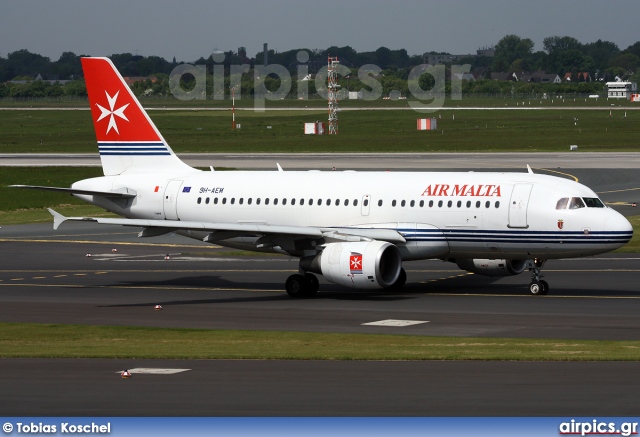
285 272 319 298
528 258 549 296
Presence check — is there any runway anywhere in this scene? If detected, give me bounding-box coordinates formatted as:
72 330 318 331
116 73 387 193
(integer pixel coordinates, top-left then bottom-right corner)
2 151 640 169
1 221 639 416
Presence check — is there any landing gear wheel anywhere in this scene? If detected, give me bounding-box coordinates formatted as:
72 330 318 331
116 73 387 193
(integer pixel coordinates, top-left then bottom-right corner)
285 274 307 298
529 280 548 296
539 280 549 295
391 268 407 289
304 273 319 297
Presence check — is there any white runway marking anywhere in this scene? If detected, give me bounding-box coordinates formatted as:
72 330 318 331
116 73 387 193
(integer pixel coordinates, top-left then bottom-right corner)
115 368 190 375
362 319 430 327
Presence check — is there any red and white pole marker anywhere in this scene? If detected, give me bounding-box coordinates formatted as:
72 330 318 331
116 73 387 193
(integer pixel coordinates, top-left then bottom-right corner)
112 248 118 253
164 254 170 260
154 305 162 310
232 87 236 129
86 253 92 257
121 370 131 378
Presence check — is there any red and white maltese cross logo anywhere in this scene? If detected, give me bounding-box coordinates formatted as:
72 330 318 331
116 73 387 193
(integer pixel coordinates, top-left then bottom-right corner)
95 90 130 135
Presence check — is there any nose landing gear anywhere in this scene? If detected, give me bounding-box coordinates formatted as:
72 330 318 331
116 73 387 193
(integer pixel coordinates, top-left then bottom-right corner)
528 259 549 295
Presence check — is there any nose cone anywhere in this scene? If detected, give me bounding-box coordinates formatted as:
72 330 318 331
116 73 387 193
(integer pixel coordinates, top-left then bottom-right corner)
605 210 633 246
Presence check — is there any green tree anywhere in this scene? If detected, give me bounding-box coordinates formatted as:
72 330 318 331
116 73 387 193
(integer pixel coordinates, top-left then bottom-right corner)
492 35 534 72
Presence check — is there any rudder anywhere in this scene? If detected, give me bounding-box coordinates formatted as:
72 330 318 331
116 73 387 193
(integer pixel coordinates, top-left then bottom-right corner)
81 57 194 176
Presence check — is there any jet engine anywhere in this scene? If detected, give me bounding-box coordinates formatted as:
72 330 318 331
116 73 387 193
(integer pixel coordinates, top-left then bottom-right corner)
455 259 527 277
301 241 402 289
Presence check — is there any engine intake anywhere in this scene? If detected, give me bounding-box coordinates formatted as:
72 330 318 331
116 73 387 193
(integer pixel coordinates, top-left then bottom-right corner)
456 259 527 277
301 241 402 289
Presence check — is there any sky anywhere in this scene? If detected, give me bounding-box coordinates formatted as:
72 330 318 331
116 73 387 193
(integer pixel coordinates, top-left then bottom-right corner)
2 0 639 62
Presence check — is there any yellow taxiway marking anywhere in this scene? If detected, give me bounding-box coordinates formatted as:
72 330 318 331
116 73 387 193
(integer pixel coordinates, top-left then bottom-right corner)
0 269 297 274
0 282 638 299
536 168 579 182
0 283 277 293
598 187 640 194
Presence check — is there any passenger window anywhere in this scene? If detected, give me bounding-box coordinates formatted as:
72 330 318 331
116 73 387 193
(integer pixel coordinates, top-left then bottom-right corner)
256 198 261 205
429 200 434 207
214 198 219 205
419 200 424 207
377 199 381 207
438 200 443 207
410 200 415 207
466 201 471 208
300 199 305 206
282 198 287 206
354 199 358 206
291 198 295 205
364 199 369 207
447 200 452 207
326 199 331 206
456 200 461 208
583 197 605 208
345 199 350 206
392 200 397 207
317 199 322 206
476 201 480 208
495 201 500 208
248 198 252 205
335 199 340 206
401 200 406 207
556 198 569 210
569 197 585 209
231 198 235 205
197 197 202 204
239 198 243 205
265 198 270 205
274 198 279 205
222 198 227 205
485 201 490 208
205 197 210 205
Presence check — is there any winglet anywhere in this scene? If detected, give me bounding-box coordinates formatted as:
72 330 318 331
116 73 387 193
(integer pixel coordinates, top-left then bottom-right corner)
48 208 67 230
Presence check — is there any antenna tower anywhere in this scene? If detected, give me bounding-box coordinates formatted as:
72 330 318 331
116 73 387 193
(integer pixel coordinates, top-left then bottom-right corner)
327 56 340 135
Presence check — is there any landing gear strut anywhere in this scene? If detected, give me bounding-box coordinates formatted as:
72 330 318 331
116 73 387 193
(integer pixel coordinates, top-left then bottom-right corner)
285 272 319 298
528 258 549 295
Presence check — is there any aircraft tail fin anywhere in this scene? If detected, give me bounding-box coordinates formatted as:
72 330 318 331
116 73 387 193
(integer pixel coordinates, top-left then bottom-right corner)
81 57 195 176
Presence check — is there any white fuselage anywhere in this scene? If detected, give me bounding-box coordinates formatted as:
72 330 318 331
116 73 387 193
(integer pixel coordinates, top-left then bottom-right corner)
73 169 633 261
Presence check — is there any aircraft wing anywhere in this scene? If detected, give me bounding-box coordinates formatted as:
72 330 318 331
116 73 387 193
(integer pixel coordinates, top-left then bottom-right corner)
47 209 405 244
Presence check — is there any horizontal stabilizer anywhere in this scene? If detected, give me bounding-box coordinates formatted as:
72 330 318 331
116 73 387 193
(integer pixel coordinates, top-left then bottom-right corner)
11 185 136 198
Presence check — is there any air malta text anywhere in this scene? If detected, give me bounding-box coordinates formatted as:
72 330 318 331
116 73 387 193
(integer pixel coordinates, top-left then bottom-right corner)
421 184 502 197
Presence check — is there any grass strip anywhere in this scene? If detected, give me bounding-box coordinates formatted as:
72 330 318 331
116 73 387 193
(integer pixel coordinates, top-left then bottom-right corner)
1 322 639 361
2 109 640 153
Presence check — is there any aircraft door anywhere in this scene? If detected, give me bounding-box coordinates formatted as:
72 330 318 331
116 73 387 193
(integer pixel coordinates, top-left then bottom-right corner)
361 195 371 216
508 184 533 228
163 180 183 220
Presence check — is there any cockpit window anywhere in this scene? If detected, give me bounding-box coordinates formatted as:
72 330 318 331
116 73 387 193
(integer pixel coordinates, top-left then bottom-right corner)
556 198 569 210
583 197 605 208
568 197 585 209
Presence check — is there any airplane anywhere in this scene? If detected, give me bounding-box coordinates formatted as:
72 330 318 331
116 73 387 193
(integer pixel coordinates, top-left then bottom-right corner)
12 57 633 297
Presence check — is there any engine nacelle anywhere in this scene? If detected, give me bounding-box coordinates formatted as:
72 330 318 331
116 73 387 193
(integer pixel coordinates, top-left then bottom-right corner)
456 259 527 277
301 241 402 289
